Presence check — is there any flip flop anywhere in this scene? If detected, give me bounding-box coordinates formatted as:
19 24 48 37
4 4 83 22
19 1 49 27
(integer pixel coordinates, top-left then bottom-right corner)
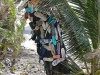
57 42 60 55
52 58 65 66
57 24 61 37
41 41 56 55
39 46 46 60
48 15 54 23
52 36 57 45
25 7 34 13
43 57 53 62
51 20 57 45
55 28 58 40
43 43 54 51
40 39 52 44
29 17 33 22
61 48 66 58
29 22 35 29
53 55 60 59
46 22 51 33
42 22 46 30
51 49 56 56
35 26 39 30
24 12 29 19
55 22 61 37
42 22 50 33
34 12 47 21
36 20 42 26
40 26 44 38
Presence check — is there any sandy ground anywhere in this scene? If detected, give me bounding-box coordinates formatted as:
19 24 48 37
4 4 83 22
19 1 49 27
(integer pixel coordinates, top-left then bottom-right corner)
0 47 46 75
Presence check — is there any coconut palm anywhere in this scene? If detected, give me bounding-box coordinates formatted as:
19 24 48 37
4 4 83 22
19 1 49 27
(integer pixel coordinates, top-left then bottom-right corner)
37 0 100 75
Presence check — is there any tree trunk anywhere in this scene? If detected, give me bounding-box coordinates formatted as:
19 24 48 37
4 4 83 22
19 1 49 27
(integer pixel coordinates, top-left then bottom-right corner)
98 0 100 47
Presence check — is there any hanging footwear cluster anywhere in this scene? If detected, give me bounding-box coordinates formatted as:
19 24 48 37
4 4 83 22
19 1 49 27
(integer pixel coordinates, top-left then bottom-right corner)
19 0 67 71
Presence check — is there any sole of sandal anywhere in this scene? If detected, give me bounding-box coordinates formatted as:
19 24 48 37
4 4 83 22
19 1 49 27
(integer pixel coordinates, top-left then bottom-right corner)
43 57 53 62
52 58 65 66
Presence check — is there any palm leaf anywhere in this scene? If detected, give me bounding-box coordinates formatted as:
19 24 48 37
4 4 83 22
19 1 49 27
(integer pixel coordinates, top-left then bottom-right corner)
60 57 85 75
67 0 98 49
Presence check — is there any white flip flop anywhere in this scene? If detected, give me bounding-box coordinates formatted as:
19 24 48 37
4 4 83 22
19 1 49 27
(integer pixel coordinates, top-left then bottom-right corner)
52 58 65 66
43 57 53 62
55 28 58 40
42 22 46 30
57 25 61 37
61 48 66 58
40 26 44 38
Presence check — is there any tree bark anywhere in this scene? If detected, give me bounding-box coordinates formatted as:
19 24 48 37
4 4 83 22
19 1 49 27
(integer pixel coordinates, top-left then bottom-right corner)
98 0 100 47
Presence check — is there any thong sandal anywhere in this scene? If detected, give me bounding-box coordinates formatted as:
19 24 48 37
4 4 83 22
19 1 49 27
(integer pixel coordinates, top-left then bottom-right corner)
52 58 65 66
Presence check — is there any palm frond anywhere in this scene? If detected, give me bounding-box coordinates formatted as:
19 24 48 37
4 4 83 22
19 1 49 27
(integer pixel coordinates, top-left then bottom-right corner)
61 57 85 75
67 0 98 49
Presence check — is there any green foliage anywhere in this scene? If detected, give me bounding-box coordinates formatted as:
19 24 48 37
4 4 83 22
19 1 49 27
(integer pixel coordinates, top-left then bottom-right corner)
25 62 30 68
4 0 15 14
11 66 17 71
2 0 16 31
68 0 98 49
4 20 25 58
0 0 25 59
96 70 100 75
0 62 2 70
6 0 16 22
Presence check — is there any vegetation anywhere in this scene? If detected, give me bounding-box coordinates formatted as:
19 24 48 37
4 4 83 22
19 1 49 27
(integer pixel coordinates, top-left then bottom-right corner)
0 0 25 62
